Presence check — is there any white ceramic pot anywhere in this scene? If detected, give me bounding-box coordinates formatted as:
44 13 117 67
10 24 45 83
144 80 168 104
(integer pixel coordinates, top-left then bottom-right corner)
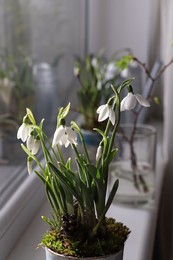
45 247 124 260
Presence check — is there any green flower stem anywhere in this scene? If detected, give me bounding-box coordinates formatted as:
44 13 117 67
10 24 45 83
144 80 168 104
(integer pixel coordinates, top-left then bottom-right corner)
72 143 92 188
71 121 91 164
42 131 64 164
107 86 121 158
55 144 65 165
21 144 45 173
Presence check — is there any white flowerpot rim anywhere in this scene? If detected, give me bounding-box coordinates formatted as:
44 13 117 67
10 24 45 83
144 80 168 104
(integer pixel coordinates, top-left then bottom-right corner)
45 247 123 259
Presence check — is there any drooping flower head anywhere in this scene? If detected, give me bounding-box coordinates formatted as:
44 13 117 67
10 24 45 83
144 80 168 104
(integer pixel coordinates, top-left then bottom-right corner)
121 92 150 111
52 125 77 148
26 134 40 155
52 103 78 148
17 116 32 142
97 103 115 125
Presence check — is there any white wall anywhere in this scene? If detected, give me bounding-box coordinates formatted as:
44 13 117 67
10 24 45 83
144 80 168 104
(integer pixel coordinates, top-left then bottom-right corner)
88 0 152 62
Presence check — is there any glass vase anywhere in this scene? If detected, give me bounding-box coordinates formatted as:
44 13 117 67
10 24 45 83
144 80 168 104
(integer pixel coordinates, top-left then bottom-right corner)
109 124 157 206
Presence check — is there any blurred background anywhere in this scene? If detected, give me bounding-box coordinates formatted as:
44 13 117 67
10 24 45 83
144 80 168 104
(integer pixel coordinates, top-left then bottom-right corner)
0 1 173 260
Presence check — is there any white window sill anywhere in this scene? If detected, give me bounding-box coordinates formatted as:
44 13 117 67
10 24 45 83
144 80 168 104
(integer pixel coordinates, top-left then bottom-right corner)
0 173 45 260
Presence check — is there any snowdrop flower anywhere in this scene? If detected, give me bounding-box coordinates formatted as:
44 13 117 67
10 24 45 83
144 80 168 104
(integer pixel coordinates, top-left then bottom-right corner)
73 66 80 77
121 92 150 111
120 68 129 78
97 104 115 125
17 123 32 142
52 125 77 148
97 80 102 90
96 144 102 161
105 62 117 81
91 57 98 68
27 157 33 175
26 135 40 155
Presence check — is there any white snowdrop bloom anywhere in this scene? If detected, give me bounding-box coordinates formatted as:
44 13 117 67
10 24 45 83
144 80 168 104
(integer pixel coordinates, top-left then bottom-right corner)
52 125 77 148
97 104 115 125
105 63 117 81
73 66 80 76
120 68 129 78
17 123 32 142
121 92 150 111
97 80 102 90
96 144 102 161
26 135 40 155
91 57 98 68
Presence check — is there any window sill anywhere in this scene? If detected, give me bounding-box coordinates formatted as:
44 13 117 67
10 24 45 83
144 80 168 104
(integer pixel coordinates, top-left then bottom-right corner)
0 172 45 260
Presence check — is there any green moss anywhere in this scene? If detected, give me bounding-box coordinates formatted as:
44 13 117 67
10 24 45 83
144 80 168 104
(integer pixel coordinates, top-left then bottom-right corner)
41 217 130 257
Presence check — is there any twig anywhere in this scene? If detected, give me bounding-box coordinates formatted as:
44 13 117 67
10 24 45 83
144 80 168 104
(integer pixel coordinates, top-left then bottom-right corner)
120 53 173 192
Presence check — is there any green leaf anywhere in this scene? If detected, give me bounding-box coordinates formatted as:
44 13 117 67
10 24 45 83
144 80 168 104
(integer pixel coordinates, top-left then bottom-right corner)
91 179 119 236
153 96 161 105
71 120 81 133
48 162 84 211
105 179 119 213
108 148 119 164
26 107 36 125
65 158 72 170
39 118 45 129
61 103 71 118
87 164 102 182
115 54 133 70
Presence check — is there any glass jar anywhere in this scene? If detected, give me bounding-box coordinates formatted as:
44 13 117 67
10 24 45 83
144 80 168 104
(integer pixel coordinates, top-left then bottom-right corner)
109 124 157 206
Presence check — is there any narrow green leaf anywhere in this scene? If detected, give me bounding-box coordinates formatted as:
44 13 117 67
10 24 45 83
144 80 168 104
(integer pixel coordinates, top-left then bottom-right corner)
91 179 119 236
49 162 84 211
108 148 119 164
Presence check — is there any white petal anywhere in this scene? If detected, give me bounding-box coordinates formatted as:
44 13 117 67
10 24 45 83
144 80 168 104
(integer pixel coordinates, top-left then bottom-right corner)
91 57 98 68
32 140 40 155
105 63 117 81
66 127 78 145
107 62 116 73
26 135 35 150
17 124 23 139
97 81 102 90
124 93 137 110
97 104 105 114
120 68 129 78
60 134 69 147
17 123 30 142
96 145 102 161
73 66 79 76
120 98 127 112
52 125 65 147
97 104 109 122
109 108 116 125
135 94 150 107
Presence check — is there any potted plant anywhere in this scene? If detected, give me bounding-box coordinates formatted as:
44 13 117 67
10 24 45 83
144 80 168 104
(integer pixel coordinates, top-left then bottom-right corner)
73 50 125 131
0 48 35 122
73 50 132 160
17 77 151 259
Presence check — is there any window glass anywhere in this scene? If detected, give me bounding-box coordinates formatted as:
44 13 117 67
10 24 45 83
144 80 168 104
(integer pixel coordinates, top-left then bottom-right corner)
0 0 86 207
